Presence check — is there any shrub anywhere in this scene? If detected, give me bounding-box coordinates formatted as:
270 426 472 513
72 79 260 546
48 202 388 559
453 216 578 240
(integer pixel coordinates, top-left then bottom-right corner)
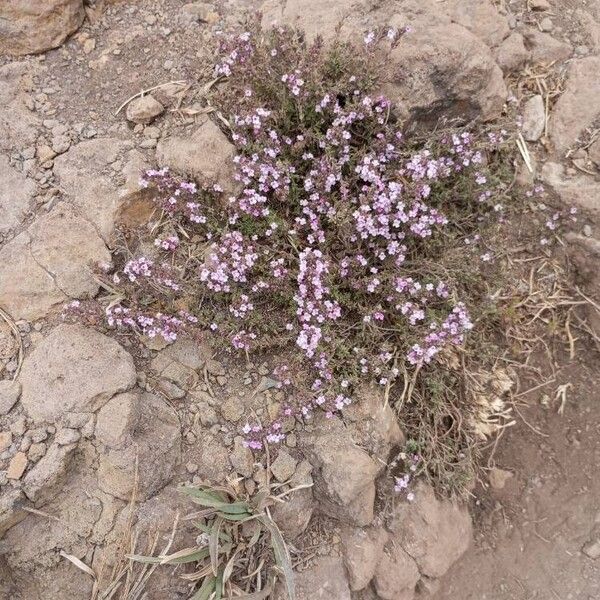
70 23 515 473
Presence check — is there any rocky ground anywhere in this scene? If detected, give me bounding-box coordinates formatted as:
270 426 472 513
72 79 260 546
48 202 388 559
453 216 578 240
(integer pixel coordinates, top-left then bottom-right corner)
1 0 600 599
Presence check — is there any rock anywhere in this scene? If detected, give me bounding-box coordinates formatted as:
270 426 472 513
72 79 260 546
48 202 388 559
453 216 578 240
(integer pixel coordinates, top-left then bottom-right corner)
95 392 140 448
495 32 529 72
150 338 207 389
53 139 149 242
0 0 85 56
387 482 472 578
522 95 545 142
22 442 77 505
126 95 164 124
97 393 180 501
0 380 21 415
270 450 297 482
0 63 39 154
7 451 28 479
189 432 231 483
541 162 600 213
0 203 110 321
156 119 237 192
196 401 219 426
341 526 388 591
55 427 80 445
549 57 600 155
589 139 600 166
373 543 420 600
488 467 513 490
445 0 510 47
522 28 572 64
0 155 36 234
344 385 404 463
539 17 553 32
27 442 46 462
294 556 351 600
384 23 506 124
156 378 186 400
220 396 245 422
271 485 314 540
181 2 220 24
0 488 27 536
0 431 12 452
530 0 551 9
229 436 254 477
20 324 136 423
582 533 600 559
302 416 381 526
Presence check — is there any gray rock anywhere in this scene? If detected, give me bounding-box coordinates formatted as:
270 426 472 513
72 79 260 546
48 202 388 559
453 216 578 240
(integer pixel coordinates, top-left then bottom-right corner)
229 436 254 477
54 427 80 445
494 32 529 73
0 379 21 415
341 526 388 591
522 95 545 142
20 324 136 423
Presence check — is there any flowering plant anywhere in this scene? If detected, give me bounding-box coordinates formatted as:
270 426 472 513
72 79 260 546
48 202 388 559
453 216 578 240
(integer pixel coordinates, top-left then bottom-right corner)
71 24 512 451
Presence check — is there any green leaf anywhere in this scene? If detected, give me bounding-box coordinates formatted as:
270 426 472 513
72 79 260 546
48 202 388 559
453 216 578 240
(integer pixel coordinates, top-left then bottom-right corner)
189 575 216 600
161 547 210 565
209 516 223 576
182 488 251 514
259 516 295 600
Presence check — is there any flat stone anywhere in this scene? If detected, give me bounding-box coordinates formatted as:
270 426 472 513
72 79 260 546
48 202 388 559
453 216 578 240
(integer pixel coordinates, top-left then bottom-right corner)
0 203 110 321
7 451 28 479
0 380 21 415
494 32 529 73
20 324 136 423
582 536 600 559
522 95 545 142
489 467 513 490
0 155 36 233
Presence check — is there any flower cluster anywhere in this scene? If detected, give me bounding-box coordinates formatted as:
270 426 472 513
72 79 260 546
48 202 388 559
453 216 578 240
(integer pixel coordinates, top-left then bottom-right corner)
90 25 512 450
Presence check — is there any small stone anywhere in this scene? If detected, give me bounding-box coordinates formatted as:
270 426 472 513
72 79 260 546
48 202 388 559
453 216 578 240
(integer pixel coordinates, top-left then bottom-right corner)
197 402 219 427
139 139 157 149
19 436 31 452
144 126 160 139
186 462 199 474
230 436 254 477
126 95 164 124
145 14 157 25
522 95 545 142
29 427 47 443
489 468 513 490
83 38 96 54
539 17 553 32
10 417 26 436
95 392 139 448
36 144 56 164
7 452 27 479
584 224 593 237
0 431 12 452
28 442 46 462
530 0 550 9
0 380 21 415
220 397 244 422
55 428 80 445
157 379 186 400
286 433 297 448
582 536 600 559
270 450 297 483
163 59 174 70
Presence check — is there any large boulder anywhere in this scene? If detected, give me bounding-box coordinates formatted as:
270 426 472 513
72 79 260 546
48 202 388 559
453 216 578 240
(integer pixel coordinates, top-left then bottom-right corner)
156 119 237 192
0 203 110 321
0 0 85 56
53 139 149 242
19 324 136 423
549 57 600 155
0 155 36 234
384 22 507 124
